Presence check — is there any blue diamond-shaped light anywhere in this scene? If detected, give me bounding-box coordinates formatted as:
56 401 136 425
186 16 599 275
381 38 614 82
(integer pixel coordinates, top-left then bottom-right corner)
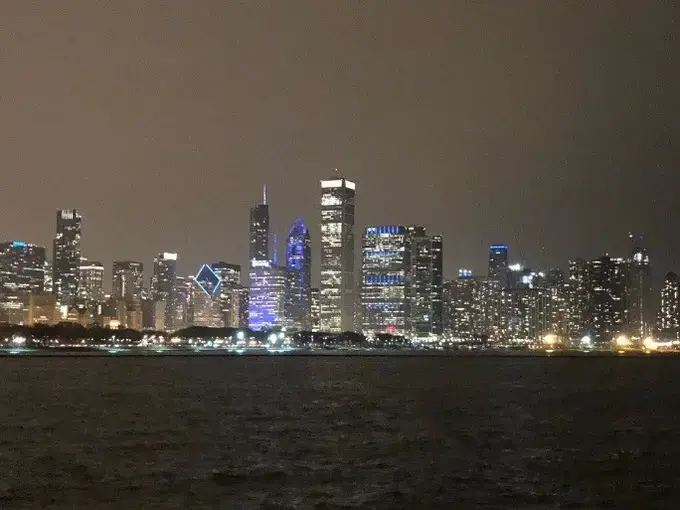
195 264 221 296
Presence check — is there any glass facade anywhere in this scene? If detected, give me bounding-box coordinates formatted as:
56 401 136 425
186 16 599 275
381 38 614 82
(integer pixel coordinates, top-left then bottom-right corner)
659 272 679 338
0 241 46 294
79 259 105 303
151 252 177 330
320 177 355 332
53 209 82 305
285 217 311 330
361 225 408 336
248 263 287 331
112 261 144 301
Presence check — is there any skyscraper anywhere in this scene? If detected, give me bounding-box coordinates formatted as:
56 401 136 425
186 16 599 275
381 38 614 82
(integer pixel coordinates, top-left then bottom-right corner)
210 262 242 327
285 217 312 330
0 241 46 294
191 264 223 327
488 244 509 286
360 225 441 339
53 209 82 304
406 226 435 338
310 287 320 332
151 252 177 330
628 235 652 339
361 225 409 337
79 259 105 303
443 270 476 339
430 235 443 335
248 264 288 331
320 176 355 332
589 255 628 346
249 186 270 268
659 272 679 338
567 259 590 340
112 261 144 301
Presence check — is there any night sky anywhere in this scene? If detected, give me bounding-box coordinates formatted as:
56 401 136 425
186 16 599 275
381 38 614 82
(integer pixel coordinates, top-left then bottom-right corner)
0 2 676 287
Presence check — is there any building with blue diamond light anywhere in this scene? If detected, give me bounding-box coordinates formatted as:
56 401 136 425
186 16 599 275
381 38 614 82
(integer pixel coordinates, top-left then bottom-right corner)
191 263 223 327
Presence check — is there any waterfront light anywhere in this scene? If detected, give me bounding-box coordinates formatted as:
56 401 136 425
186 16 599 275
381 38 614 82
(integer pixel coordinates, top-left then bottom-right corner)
542 334 558 347
11 335 26 346
580 336 592 348
615 335 631 348
643 337 659 351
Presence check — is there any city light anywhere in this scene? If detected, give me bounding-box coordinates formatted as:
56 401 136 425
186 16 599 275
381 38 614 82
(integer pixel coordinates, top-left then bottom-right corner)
542 334 559 347
615 335 632 348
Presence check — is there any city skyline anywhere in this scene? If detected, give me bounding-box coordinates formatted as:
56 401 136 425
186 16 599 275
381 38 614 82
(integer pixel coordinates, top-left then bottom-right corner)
0 2 675 287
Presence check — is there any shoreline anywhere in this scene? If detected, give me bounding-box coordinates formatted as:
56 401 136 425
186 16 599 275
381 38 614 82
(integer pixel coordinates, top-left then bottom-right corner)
2 348 679 358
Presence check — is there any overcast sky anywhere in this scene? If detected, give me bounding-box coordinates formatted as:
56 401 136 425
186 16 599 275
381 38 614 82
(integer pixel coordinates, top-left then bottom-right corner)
0 1 676 288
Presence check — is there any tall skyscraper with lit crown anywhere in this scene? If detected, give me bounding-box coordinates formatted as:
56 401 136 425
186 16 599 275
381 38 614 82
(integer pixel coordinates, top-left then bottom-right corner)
151 252 177 330
320 176 355 332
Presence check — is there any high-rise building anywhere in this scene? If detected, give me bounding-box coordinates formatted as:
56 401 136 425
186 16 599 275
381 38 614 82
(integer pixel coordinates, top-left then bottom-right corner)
0 241 46 294
151 252 177 330
112 261 144 301
406 226 435 338
499 287 550 343
173 275 191 330
310 287 320 332
430 235 443 335
360 225 441 339
659 272 680 339
249 186 270 268
589 255 628 346
472 277 502 340
79 258 105 303
488 244 509 286
285 217 312 330
191 264 223 327
443 270 476 339
320 177 356 332
361 225 409 336
210 262 242 327
233 286 249 328
53 209 82 304
628 235 652 339
248 263 288 330
211 262 241 287
567 259 590 340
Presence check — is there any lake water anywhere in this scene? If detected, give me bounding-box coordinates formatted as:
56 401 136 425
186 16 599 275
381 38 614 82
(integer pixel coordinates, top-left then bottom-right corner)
1 355 678 508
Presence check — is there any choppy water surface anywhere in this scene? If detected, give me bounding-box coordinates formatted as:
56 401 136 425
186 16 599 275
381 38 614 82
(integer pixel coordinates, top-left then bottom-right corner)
1 356 679 509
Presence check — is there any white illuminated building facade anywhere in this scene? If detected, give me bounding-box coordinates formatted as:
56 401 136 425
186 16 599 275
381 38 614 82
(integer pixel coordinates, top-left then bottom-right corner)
78 258 105 303
320 177 355 332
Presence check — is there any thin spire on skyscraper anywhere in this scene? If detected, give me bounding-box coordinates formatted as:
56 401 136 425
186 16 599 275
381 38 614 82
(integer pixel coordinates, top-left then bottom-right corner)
263 184 267 205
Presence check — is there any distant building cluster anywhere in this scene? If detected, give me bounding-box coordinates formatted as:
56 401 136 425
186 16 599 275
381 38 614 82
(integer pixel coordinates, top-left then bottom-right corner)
0 179 677 349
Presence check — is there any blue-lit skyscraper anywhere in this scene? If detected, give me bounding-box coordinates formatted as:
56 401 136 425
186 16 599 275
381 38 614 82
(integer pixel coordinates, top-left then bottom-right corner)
248 263 287 331
285 217 311 330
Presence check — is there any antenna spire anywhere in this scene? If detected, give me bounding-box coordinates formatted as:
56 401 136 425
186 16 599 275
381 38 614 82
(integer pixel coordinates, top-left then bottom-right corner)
263 184 267 205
